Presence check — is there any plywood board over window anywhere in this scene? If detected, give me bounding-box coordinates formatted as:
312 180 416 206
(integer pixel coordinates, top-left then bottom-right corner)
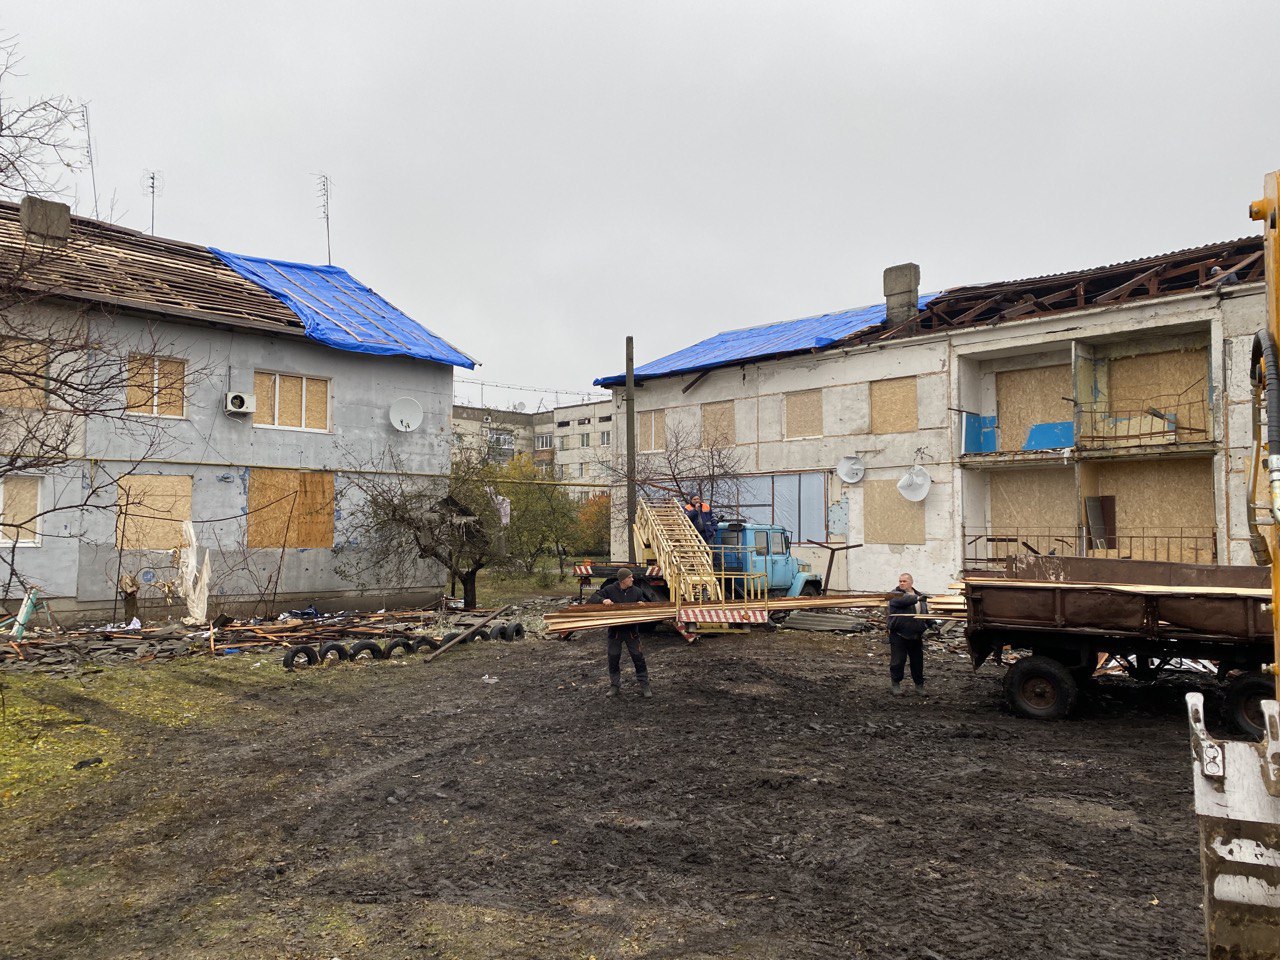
987 469 1077 531
995 364 1072 451
785 389 823 438
1109 347 1209 436
701 400 735 447
0 338 48 409
870 377 918 434
253 372 329 431
116 475 192 549
862 478 925 545
1 476 40 542
637 409 666 452
126 354 186 417
248 468 334 548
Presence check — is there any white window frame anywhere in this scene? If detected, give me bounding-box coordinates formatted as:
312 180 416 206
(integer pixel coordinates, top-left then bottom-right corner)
535 433 553 450
600 430 611 446
126 354 187 419
254 371 332 433
0 475 42 547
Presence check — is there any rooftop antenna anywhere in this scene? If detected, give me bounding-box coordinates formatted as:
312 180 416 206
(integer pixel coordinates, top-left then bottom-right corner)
82 104 100 220
315 172 333 264
139 169 164 234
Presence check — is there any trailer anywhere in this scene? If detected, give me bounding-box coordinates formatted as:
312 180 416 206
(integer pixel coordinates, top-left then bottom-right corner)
965 556 1275 736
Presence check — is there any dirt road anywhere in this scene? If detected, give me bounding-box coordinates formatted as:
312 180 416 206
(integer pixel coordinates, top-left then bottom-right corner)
0 628 1206 959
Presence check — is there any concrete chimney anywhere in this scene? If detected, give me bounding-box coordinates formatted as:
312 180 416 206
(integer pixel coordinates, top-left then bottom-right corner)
19 196 71 246
884 262 921 326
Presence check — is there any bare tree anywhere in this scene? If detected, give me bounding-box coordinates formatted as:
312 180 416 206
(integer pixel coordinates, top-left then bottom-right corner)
0 35 84 200
335 445 507 610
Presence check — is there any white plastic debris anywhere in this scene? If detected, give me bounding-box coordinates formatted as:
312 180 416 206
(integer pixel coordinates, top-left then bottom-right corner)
481 674 499 684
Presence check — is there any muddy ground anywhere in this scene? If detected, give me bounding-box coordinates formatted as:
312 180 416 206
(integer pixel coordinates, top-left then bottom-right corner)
0 625 1211 959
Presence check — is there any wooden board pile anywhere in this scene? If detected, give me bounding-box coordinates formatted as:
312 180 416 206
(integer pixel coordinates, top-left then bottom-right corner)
543 592 897 635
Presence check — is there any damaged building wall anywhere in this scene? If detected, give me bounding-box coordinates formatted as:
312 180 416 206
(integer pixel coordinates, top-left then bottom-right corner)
7 309 453 618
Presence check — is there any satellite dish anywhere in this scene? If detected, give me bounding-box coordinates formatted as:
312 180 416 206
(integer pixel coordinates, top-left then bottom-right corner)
835 455 865 484
897 465 932 502
514 401 526 412
389 397 424 432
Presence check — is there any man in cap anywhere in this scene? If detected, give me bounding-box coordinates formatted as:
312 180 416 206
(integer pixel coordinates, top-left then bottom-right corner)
588 567 651 698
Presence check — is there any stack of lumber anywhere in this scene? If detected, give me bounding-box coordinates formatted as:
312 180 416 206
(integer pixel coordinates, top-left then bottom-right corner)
781 611 877 633
922 594 967 621
542 592 894 634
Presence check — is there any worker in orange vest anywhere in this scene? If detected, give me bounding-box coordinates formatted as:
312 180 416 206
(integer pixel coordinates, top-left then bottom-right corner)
684 494 717 542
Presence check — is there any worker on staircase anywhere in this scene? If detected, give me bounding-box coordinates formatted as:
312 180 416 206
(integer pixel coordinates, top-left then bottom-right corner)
684 494 717 543
589 568 652 699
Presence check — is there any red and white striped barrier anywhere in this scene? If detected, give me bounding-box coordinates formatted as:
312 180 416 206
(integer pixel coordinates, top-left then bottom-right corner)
573 564 593 577
678 608 769 624
646 566 662 577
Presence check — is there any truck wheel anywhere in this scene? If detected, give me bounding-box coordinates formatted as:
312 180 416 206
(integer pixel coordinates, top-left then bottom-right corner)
800 582 821 597
1226 671 1273 740
1004 655 1078 720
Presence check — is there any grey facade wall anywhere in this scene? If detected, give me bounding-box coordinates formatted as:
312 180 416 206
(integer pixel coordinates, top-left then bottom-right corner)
10 304 455 619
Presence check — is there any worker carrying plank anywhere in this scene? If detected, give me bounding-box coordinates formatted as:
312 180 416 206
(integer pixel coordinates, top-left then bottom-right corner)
887 572 930 697
588 567 653 699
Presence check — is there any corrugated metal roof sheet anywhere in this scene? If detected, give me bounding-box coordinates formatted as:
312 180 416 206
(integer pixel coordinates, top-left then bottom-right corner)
594 294 937 387
210 249 476 369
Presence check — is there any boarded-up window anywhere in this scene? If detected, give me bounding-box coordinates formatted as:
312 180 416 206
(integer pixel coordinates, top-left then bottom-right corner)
637 409 666 452
995 365 1072 451
247 469 334 548
126 355 186 417
253 371 329 431
870 377 917 435
0 339 48 409
862 478 925 545
1 476 40 542
988 469 1077 531
116 475 192 549
785 390 823 438
701 401 735 447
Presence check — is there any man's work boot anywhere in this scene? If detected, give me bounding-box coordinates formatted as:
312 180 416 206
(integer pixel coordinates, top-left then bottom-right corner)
640 681 653 699
605 685 620 698
890 681 904 697
914 683 926 697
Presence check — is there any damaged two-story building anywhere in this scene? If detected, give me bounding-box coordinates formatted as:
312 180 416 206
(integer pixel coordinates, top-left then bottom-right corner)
0 197 476 619
597 239 1266 592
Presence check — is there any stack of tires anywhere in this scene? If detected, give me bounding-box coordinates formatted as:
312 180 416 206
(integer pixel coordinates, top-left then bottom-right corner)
282 619 527 670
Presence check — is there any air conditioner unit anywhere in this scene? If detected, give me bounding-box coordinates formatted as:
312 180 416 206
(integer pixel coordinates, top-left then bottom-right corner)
225 391 255 414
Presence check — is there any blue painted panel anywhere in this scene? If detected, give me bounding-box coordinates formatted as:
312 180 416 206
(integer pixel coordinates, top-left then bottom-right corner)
963 413 998 453
1023 421 1075 450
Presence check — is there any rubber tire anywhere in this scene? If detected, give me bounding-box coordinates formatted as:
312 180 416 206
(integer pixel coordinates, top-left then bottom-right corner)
1226 670 1274 740
505 620 525 642
283 646 319 670
412 636 440 653
318 642 349 663
1004 655 1078 720
384 637 414 658
441 631 462 646
492 623 509 642
349 639 386 661
460 627 487 644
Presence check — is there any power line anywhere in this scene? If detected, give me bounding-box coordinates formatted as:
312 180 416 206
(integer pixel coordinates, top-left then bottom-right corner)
454 376 610 398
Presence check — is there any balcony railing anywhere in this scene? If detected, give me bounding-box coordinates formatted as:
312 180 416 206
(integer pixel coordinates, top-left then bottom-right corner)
1076 391 1210 450
963 526 1218 568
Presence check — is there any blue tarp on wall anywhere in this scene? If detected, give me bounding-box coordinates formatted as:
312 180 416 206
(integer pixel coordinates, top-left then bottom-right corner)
1024 421 1075 450
594 294 937 387
210 248 476 369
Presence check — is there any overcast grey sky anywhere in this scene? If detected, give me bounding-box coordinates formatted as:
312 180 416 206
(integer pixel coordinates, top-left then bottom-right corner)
7 1 1280 410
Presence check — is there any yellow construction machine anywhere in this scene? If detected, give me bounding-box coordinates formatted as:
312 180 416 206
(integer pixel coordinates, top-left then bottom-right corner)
1184 170 1280 959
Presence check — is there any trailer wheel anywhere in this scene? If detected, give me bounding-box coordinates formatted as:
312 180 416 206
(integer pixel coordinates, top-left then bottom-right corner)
1004 655 1078 720
1226 671 1273 740
283 646 318 670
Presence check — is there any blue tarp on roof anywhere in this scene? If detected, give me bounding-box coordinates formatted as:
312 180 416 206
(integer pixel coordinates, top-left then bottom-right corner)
209 248 476 369
594 294 936 386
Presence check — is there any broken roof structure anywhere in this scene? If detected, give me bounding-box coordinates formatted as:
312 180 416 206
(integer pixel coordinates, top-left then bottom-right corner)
0 198 476 369
597 236 1263 387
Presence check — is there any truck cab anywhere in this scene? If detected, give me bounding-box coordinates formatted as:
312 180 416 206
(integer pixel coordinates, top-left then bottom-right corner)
715 521 822 597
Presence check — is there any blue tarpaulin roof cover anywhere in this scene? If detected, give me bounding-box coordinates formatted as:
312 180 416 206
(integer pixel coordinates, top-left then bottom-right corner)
210 248 476 369
594 294 936 386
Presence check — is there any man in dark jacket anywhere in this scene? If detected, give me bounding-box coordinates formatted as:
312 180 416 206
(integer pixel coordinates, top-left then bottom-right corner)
887 572 930 696
684 495 717 542
588 568 651 698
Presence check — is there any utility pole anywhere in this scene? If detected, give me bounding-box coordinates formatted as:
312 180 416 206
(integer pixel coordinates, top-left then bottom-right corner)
625 336 637 563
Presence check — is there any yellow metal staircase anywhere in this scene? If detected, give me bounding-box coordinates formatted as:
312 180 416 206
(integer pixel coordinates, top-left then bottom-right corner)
632 498 724 606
